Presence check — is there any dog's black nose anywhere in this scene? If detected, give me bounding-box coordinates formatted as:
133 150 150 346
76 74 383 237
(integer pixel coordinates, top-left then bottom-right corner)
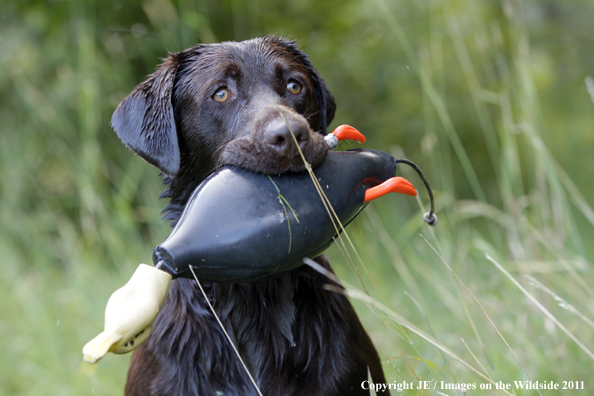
264 118 310 160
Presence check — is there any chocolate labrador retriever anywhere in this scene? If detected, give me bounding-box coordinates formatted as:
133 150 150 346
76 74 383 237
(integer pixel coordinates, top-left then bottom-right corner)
112 36 387 396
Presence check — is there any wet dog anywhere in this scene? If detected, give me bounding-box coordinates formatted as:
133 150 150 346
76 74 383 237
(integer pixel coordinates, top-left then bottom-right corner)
112 36 387 396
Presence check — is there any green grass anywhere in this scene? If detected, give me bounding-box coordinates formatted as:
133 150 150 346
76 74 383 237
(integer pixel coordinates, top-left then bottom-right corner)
324 1 594 391
1 0 593 394
326 2 594 391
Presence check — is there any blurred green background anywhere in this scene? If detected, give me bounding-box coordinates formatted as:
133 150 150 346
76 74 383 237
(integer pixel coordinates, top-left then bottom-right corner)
1 0 593 394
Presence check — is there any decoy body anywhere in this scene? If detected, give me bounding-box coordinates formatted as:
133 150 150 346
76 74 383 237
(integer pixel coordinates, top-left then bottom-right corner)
154 148 416 282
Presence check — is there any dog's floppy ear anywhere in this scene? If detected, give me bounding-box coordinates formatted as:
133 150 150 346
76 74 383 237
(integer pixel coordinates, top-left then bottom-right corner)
272 37 336 133
111 54 181 176
312 76 336 134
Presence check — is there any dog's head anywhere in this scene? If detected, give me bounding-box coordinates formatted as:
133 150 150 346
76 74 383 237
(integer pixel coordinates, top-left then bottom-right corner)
112 36 335 186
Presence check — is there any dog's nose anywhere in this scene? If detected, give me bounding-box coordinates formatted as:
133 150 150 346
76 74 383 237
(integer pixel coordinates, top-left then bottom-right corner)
264 118 310 160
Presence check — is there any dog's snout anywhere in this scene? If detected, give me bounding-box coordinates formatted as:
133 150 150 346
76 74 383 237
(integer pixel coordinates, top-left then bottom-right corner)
264 118 310 160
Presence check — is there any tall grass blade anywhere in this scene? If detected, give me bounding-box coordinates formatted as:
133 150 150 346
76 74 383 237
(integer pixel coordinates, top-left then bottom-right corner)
486 254 594 361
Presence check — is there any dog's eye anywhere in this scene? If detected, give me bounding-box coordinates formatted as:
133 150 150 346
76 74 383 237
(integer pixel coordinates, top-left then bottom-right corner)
287 81 302 95
213 88 229 102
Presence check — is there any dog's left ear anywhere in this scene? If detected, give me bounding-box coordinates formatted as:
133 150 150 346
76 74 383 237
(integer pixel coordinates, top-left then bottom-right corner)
315 76 337 133
274 38 336 133
111 54 181 176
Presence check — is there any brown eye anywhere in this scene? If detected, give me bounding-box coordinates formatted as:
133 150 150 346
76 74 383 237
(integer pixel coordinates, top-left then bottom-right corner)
213 88 229 102
287 81 301 95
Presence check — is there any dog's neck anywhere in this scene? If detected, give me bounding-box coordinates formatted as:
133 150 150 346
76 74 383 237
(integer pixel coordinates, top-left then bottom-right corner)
159 159 214 224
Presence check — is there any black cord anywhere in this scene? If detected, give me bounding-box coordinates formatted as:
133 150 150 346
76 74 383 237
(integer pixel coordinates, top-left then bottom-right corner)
395 159 438 226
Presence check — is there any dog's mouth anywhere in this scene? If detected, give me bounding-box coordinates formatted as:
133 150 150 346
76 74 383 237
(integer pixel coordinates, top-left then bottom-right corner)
217 131 329 174
215 106 333 175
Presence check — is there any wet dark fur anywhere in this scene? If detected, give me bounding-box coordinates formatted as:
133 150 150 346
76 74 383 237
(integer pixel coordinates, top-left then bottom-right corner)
112 36 387 395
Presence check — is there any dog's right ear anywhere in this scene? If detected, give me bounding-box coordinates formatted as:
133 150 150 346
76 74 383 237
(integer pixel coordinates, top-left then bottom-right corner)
111 54 181 176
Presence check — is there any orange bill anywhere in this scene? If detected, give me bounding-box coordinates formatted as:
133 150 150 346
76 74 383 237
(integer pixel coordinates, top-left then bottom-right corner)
364 177 417 202
331 125 366 143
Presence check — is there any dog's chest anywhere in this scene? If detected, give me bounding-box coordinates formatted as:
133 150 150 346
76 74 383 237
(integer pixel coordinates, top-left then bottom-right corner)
147 267 351 396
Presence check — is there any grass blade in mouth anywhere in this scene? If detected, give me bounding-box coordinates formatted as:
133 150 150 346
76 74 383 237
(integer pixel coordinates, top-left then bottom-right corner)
268 175 300 253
